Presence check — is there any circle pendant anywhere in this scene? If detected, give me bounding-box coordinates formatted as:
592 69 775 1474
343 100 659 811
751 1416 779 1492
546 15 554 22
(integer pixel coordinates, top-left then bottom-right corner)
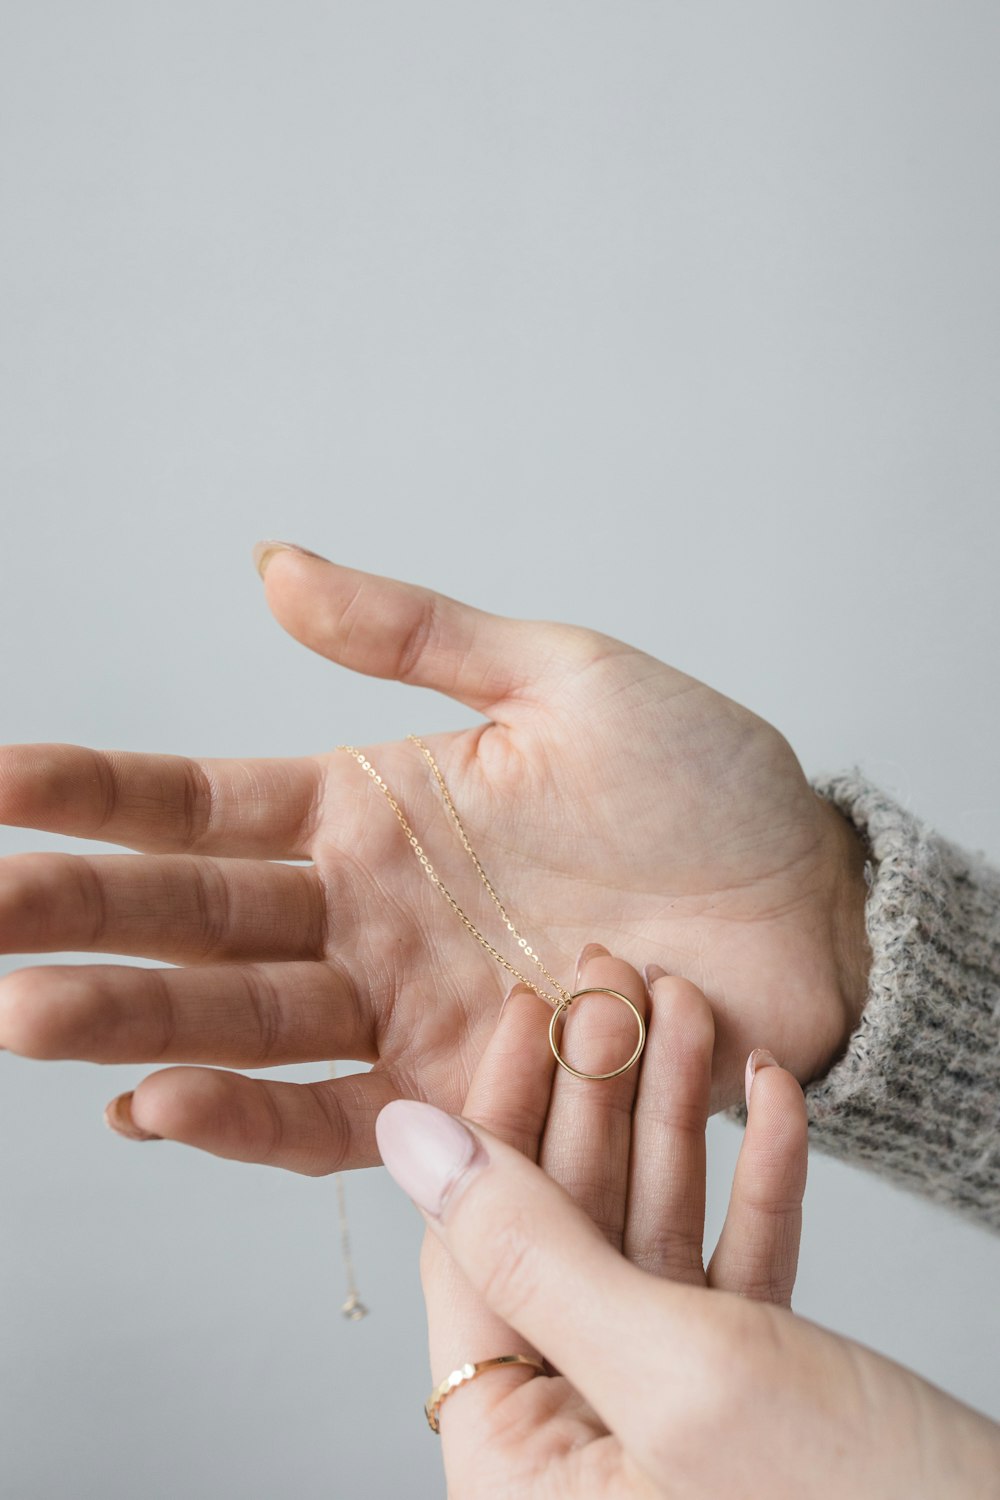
548 987 647 1082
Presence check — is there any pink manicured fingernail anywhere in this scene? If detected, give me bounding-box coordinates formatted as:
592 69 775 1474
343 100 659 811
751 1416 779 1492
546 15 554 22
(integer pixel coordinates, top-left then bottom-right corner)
376 1100 485 1219
745 1048 779 1109
643 963 669 990
574 942 610 988
252 540 326 579
103 1091 163 1142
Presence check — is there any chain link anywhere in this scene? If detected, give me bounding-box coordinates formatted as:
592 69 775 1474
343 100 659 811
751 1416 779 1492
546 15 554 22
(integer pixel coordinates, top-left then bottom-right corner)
336 737 572 1008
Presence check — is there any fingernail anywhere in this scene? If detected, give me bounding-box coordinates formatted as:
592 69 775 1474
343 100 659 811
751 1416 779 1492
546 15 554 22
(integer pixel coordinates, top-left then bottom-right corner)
252 539 325 579
574 942 610 988
498 981 533 1021
375 1099 485 1219
643 963 669 990
103 1091 163 1142
745 1048 779 1110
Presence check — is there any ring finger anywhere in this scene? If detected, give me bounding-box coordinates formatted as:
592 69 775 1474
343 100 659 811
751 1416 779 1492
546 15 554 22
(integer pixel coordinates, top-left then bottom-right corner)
624 969 714 1284
0 957 375 1066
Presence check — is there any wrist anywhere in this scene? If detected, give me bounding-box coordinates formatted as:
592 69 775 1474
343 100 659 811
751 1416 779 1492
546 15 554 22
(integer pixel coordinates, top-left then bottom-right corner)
815 791 874 1045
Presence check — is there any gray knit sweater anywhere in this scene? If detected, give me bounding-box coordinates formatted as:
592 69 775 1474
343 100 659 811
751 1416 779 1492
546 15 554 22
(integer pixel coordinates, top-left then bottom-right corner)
762 769 1000 1233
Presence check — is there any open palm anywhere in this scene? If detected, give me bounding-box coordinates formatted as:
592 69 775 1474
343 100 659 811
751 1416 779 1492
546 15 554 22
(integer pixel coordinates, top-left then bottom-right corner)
0 546 869 1172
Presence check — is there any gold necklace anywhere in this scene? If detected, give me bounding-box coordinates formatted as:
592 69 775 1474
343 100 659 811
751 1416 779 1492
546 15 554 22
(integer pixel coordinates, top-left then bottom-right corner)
330 734 647 1319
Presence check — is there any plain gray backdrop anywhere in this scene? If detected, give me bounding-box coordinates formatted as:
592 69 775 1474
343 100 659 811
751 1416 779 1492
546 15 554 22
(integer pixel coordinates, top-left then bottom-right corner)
1 3 998 1496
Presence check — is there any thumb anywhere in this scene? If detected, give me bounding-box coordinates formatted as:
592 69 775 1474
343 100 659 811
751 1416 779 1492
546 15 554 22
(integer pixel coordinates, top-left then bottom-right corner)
375 1098 699 1437
252 541 587 716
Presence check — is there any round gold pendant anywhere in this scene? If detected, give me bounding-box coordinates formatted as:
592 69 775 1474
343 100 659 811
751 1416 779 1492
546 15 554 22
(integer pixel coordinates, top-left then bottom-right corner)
548 987 647 1082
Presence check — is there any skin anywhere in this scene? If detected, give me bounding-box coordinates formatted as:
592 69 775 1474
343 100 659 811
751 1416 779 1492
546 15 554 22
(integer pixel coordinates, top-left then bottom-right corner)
0 543 871 1171
394 955 1000 1499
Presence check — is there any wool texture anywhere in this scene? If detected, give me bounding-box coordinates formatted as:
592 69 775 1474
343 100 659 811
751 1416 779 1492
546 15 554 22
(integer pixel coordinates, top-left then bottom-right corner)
729 768 1000 1233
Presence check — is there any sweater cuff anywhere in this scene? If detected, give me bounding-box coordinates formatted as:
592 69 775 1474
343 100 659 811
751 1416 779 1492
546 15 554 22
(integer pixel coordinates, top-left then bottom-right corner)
731 768 1000 1233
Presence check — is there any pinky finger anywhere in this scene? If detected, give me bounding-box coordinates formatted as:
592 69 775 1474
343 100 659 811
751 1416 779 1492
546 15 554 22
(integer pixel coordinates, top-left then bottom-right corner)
105 1064 401 1174
706 1051 808 1307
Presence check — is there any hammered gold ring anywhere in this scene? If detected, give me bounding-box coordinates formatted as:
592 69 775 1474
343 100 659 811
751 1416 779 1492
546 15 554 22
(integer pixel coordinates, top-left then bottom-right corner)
548 987 647 1082
425 1354 546 1434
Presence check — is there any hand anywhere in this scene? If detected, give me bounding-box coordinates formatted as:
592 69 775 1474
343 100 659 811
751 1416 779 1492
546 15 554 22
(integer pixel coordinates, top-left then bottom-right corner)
0 543 870 1171
378 953 1000 1498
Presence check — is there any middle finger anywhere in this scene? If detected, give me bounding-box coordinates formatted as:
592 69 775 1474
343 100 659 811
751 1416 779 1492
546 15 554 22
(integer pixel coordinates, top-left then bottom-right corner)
0 851 328 964
539 945 649 1251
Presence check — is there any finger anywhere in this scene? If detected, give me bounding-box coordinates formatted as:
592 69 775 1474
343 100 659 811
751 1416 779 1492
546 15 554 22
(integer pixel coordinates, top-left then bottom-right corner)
376 1099 699 1449
0 742 325 858
625 971 714 1284
419 984 557 1456
707 1051 808 1306
254 543 591 715
460 983 557 1161
113 1062 399 1173
0 959 375 1067
539 947 649 1249
0 852 328 964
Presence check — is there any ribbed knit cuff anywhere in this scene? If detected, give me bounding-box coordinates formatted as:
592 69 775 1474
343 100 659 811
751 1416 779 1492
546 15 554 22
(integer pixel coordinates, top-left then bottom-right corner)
730 769 1000 1234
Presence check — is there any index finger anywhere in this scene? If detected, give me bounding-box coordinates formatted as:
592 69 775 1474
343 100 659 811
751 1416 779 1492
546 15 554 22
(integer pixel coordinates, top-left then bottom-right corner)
0 743 325 858
414 984 556 1456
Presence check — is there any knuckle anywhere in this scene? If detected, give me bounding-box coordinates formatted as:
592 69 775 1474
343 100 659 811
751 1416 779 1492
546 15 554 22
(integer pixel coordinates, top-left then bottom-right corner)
627 1222 705 1281
188 856 233 959
74 856 110 948
309 1080 352 1176
556 1171 624 1250
646 1095 708 1141
178 758 215 851
88 747 119 833
739 1172 805 1217
254 1080 288 1166
393 593 439 684
148 968 179 1059
730 1256 798 1306
240 965 283 1064
712 1214 801 1306
468 1098 542 1159
478 1208 539 1325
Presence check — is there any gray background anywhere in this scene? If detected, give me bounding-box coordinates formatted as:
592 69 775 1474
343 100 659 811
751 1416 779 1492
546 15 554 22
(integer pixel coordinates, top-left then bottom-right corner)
1 2 998 1496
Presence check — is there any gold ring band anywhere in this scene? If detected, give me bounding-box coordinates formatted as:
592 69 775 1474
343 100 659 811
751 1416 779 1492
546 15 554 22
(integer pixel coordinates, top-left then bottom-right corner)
548 987 647 1081
425 1354 546 1434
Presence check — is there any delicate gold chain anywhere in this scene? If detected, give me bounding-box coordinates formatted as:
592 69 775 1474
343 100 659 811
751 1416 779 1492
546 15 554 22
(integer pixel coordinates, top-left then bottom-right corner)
329 733 570 1324
336 736 572 1008
327 1059 367 1322
330 734 647 1321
